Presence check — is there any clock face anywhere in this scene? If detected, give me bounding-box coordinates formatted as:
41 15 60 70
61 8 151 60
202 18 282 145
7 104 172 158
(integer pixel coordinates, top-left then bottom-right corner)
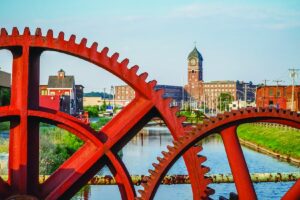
190 58 196 65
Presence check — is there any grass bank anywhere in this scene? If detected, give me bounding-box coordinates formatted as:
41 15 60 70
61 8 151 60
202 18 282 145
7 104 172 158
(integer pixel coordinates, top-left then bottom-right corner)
237 123 300 160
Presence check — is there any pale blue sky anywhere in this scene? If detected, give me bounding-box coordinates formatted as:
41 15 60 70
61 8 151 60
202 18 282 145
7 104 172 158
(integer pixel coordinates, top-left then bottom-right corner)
0 0 300 92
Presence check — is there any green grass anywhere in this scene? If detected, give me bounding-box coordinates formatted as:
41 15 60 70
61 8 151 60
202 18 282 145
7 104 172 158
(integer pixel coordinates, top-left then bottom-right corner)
237 124 300 159
90 117 111 130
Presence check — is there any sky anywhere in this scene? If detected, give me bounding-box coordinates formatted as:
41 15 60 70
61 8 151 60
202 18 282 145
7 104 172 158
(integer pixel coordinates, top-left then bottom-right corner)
0 0 300 92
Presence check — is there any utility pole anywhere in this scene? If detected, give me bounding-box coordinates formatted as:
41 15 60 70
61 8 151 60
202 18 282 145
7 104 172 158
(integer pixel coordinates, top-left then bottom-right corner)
244 83 248 102
203 93 206 114
262 79 269 107
273 80 283 108
289 68 300 111
111 85 115 111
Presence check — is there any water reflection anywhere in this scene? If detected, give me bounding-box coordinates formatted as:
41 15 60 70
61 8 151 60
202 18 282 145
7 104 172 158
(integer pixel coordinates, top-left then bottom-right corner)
73 127 299 200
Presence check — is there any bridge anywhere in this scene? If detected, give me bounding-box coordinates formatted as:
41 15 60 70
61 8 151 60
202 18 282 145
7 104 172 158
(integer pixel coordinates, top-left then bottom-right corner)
0 27 299 200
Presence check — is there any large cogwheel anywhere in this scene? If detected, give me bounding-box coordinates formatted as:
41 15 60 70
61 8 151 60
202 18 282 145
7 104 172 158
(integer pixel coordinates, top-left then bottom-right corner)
0 27 212 200
137 107 300 200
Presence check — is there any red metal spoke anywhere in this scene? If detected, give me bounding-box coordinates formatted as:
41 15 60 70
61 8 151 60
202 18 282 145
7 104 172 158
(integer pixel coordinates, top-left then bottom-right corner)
220 125 257 200
8 45 42 195
41 142 102 199
282 179 300 200
101 96 154 149
106 151 136 199
27 110 104 199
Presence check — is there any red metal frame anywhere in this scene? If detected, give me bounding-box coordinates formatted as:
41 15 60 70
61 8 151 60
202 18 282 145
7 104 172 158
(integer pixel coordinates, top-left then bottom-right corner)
0 27 210 199
137 108 300 200
0 28 298 200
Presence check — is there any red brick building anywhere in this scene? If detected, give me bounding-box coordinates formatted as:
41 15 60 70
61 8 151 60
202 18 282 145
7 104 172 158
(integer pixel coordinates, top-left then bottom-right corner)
115 85 135 102
256 85 300 111
39 69 84 115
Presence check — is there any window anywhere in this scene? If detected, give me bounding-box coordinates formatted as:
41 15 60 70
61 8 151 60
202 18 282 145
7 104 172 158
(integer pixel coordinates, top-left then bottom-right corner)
276 90 281 97
269 89 273 96
41 90 47 95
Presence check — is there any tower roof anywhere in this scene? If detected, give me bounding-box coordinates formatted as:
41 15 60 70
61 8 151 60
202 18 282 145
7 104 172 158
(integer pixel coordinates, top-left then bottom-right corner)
188 47 203 61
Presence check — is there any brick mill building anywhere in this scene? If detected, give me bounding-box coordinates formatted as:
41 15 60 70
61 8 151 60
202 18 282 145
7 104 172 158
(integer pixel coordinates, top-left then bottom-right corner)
184 47 256 110
115 85 183 106
39 69 84 115
114 46 256 111
256 85 300 111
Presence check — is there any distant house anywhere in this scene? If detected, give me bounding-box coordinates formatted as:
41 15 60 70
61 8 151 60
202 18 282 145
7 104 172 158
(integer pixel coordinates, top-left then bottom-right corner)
39 69 84 115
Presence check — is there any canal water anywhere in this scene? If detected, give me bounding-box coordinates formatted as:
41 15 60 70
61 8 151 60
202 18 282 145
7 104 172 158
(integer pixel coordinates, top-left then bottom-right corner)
73 127 299 200
0 126 299 200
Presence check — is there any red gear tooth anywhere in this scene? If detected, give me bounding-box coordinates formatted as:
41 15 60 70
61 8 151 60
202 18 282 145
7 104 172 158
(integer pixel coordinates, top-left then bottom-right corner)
100 47 109 57
152 163 159 168
69 34 76 43
167 145 174 151
197 155 207 163
161 151 169 157
35 28 42 36
156 89 164 97
170 106 179 115
46 29 53 39
79 38 87 47
129 65 139 74
89 42 99 59
141 182 147 188
148 169 156 175
111 52 119 63
139 72 148 81
12 27 19 36
163 98 172 106
23 27 31 36
138 190 146 196
0 28 8 36
157 156 164 162
120 58 129 68
58 31 65 41
172 140 179 146
148 80 157 88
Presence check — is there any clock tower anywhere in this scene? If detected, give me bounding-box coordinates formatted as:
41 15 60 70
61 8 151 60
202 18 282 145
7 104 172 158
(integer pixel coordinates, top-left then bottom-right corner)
185 47 204 102
188 47 203 82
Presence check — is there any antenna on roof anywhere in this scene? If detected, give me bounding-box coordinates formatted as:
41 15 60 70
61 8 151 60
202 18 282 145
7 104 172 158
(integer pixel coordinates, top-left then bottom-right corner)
194 41 197 48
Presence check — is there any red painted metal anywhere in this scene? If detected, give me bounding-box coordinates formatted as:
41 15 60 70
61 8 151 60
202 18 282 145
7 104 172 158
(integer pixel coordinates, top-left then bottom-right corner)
137 108 300 200
0 28 298 200
0 27 210 199
220 125 256 200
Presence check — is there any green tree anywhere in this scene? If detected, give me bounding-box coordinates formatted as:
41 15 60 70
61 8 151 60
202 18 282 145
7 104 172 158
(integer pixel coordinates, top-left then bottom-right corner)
217 93 233 112
84 105 99 117
39 129 84 175
100 100 107 112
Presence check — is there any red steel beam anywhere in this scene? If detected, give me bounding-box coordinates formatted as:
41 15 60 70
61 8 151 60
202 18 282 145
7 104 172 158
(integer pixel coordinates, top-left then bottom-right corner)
220 125 257 200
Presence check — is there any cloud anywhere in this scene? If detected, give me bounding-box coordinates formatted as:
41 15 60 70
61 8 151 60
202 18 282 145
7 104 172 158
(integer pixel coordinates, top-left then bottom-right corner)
168 2 300 29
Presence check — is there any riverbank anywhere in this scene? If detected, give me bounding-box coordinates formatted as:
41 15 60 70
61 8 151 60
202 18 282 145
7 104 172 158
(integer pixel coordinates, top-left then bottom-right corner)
237 123 300 166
